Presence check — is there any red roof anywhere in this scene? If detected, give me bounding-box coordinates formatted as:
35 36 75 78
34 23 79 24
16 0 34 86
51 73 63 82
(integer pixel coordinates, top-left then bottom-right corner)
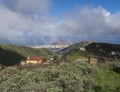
27 56 42 61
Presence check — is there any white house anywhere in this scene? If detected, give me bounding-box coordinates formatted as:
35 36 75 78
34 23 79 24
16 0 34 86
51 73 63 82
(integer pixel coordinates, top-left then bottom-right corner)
111 51 116 55
80 47 86 52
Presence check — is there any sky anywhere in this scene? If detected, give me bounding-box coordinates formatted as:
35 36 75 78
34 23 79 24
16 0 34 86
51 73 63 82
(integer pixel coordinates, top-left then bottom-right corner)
0 0 120 45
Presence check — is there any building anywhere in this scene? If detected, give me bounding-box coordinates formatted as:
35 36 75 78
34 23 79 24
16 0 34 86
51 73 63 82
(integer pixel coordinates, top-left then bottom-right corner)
110 51 120 56
80 47 86 52
88 57 98 66
26 56 42 64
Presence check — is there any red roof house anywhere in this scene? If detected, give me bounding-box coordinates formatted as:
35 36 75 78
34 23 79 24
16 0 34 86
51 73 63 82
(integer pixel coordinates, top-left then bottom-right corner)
26 56 43 64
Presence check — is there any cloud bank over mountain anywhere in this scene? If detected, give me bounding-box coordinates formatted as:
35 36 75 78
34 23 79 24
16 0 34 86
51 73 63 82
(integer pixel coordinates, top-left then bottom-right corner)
0 0 120 45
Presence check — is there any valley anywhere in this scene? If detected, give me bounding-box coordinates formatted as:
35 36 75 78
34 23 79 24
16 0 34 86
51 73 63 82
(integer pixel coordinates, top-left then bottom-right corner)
0 41 120 92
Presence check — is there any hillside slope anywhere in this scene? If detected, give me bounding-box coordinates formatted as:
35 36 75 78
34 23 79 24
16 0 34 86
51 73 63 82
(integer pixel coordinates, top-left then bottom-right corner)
60 41 93 53
60 41 120 61
0 43 53 66
86 42 120 57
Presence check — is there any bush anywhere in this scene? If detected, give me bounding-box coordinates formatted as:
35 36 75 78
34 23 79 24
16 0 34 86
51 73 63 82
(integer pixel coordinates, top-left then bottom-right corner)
1 60 119 92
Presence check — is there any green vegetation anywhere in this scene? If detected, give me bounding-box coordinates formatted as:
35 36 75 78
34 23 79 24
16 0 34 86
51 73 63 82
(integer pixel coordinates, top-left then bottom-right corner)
67 51 89 61
60 41 120 61
0 42 120 92
94 69 120 92
0 60 119 92
0 61 97 92
0 43 53 66
0 43 52 56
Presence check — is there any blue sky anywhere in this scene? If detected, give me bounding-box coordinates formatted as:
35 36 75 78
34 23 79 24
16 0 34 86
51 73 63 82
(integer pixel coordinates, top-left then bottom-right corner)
51 0 120 16
0 0 120 45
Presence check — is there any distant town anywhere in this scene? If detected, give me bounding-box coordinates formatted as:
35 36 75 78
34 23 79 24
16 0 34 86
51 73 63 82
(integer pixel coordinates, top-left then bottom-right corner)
32 44 70 49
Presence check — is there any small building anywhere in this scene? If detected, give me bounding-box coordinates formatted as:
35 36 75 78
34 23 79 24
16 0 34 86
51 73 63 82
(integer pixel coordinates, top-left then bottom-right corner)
110 51 120 56
26 56 42 64
88 57 98 66
80 47 86 52
20 61 26 66
111 51 116 55
49 57 54 61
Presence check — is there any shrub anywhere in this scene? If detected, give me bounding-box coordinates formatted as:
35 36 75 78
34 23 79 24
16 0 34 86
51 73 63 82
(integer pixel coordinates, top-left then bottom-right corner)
1 60 118 92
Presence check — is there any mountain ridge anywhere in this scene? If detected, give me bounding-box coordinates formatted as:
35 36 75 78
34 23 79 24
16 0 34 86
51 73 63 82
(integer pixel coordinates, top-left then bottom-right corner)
60 41 120 61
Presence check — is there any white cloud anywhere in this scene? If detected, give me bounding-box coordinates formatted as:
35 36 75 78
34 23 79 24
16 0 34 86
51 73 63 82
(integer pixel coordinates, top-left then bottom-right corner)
58 7 108 35
0 1 120 45
0 5 53 45
54 6 120 43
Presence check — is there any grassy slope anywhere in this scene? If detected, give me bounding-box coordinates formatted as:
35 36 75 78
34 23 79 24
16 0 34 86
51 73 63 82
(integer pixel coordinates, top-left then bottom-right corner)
0 43 53 66
67 51 89 61
94 69 120 92
0 43 52 56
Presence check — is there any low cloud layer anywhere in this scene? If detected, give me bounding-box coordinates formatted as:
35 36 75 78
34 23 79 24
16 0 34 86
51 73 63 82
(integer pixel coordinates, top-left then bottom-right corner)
0 0 120 45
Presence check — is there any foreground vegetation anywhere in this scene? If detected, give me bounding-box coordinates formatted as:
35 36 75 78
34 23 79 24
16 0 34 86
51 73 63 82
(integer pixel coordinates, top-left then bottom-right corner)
94 69 120 92
0 60 120 92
